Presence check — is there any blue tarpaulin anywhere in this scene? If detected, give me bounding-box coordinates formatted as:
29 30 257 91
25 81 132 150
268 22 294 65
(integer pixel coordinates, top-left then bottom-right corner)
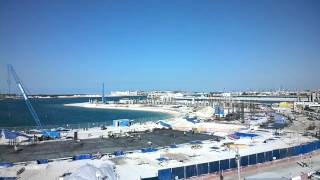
141 147 158 153
190 140 202 144
186 117 200 124
169 144 177 148
156 157 169 161
36 159 48 164
114 150 124 156
0 130 31 140
234 132 258 137
2 130 18 139
159 121 172 128
73 154 92 160
0 162 14 168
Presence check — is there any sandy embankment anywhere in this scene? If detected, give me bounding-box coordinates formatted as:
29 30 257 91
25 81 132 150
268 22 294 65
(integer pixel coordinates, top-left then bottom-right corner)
64 102 181 118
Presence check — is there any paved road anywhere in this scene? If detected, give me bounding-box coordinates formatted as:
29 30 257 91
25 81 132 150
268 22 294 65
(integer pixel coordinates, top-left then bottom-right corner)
0 129 214 162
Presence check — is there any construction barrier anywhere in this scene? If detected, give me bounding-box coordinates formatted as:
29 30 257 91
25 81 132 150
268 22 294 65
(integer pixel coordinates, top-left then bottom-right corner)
172 167 184 179
197 163 209 175
140 177 157 180
0 177 17 180
153 140 320 180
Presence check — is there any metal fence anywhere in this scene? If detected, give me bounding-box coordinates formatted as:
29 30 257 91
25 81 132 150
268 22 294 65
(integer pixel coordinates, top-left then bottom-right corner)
142 140 320 180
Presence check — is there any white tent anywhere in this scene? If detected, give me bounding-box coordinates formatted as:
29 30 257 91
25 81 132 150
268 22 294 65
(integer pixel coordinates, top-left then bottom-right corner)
66 162 116 180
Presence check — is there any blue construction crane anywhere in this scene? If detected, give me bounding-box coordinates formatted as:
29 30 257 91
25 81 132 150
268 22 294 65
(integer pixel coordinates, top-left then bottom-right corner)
7 65 61 139
8 65 43 130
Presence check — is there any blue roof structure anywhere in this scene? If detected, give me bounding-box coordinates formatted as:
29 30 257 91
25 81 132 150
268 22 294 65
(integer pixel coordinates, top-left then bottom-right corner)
0 130 31 140
113 119 132 127
42 131 60 138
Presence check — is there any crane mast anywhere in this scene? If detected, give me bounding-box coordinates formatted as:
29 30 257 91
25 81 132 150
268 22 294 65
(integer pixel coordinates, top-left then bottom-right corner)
8 65 43 130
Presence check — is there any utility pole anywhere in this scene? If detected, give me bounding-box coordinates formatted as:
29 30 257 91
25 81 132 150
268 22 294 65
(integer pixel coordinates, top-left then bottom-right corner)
102 83 105 103
7 65 11 96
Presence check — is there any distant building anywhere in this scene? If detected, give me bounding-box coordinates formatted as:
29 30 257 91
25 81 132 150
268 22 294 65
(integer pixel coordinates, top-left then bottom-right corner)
119 98 135 104
110 91 143 96
294 101 320 112
310 90 320 103
147 91 185 99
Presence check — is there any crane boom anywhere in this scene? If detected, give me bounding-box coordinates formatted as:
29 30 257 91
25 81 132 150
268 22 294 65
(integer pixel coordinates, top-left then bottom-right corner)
8 65 43 130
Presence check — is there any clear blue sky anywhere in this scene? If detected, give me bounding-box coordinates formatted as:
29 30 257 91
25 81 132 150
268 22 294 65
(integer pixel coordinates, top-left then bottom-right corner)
0 0 319 94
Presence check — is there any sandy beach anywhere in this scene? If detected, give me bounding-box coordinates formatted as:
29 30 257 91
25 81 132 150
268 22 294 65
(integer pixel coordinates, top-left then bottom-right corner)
64 102 181 118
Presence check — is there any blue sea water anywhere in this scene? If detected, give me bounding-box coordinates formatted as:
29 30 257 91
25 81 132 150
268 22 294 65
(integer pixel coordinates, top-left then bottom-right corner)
0 97 172 128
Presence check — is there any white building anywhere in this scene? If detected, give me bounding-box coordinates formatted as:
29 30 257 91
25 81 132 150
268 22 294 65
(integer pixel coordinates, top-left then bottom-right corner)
110 91 139 96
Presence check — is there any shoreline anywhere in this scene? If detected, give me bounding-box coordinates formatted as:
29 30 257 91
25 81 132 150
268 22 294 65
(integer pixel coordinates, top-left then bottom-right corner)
0 103 180 130
64 102 181 118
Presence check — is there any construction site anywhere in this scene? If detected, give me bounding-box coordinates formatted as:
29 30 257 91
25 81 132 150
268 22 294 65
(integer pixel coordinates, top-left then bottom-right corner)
0 65 319 180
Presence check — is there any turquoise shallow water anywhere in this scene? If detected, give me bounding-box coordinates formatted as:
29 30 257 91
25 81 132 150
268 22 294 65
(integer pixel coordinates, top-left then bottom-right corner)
0 97 172 128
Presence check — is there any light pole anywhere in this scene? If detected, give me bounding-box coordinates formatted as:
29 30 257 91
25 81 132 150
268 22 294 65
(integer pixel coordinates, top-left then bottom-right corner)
235 147 241 180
